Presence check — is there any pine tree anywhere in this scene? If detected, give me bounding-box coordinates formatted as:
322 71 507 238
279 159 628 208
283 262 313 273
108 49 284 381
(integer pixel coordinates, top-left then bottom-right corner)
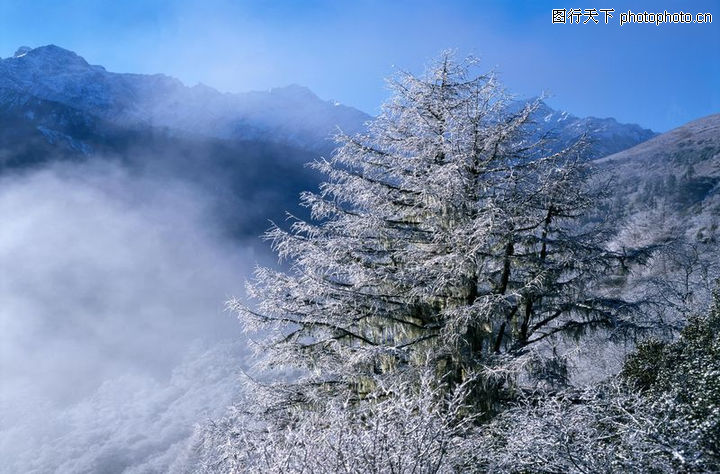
232 52 650 413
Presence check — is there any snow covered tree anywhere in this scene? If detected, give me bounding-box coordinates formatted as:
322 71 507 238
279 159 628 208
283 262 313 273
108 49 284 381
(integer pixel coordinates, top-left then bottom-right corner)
478 282 720 473
232 52 651 415
186 285 719 473
185 370 485 473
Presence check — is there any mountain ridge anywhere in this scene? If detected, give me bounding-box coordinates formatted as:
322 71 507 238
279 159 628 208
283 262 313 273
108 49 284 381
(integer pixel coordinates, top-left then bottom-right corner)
0 45 672 240
599 113 720 248
0 44 370 150
0 45 657 158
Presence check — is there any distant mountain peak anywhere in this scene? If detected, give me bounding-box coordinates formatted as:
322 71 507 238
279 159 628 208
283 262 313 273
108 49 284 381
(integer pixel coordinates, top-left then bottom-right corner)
8 44 92 70
13 46 32 58
502 98 657 159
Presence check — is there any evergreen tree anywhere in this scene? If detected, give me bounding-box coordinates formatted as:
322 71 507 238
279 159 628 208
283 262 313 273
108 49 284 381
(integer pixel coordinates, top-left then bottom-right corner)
233 53 650 413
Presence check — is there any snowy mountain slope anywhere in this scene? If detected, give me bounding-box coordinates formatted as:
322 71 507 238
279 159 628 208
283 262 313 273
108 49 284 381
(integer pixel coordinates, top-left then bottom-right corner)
0 45 656 159
598 113 720 170
0 45 370 150
530 100 657 159
598 113 720 243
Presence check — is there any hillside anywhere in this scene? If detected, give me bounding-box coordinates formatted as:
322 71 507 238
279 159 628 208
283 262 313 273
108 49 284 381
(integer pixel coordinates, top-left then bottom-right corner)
599 113 720 244
0 45 370 151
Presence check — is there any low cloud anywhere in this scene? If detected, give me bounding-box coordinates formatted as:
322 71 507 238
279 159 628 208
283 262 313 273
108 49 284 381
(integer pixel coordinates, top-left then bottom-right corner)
0 161 261 472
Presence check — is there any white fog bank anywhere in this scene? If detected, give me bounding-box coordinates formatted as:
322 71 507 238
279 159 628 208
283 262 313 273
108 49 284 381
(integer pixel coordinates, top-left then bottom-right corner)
0 162 260 473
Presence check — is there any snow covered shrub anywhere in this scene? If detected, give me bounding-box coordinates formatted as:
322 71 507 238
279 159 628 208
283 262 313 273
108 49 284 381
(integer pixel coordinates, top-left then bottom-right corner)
622 282 720 467
182 370 486 473
477 285 720 473
477 382 712 472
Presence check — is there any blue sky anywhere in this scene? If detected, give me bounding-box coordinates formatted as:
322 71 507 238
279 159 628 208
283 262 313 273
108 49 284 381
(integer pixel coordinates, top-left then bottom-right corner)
0 0 717 131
